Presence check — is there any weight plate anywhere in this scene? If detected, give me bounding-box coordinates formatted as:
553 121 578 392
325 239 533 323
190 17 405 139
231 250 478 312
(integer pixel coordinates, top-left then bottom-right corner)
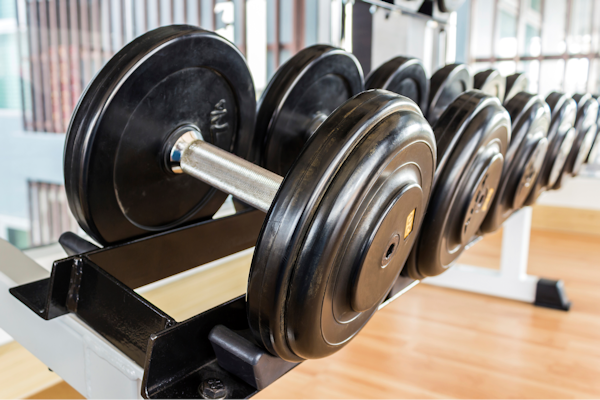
256 45 363 176
474 69 506 103
524 92 576 204
480 93 550 234
248 90 435 361
403 91 511 279
365 56 430 115
587 95 600 163
504 73 528 104
428 64 473 126
438 0 466 12
64 25 256 245
562 94 599 178
588 129 600 164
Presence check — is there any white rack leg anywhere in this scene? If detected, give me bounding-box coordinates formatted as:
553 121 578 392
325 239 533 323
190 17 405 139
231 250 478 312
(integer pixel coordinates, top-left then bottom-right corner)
424 207 539 303
0 239 143 399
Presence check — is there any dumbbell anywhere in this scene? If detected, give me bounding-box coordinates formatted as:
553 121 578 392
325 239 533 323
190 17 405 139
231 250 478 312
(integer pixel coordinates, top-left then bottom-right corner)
556 94 599 184
64 25 437 361
424 64 551 232
588 96 600 164
479 92 550 233
504 72 529 104
366 60 510 278
523 93 577 205
256 45 363 176
474 68 506 103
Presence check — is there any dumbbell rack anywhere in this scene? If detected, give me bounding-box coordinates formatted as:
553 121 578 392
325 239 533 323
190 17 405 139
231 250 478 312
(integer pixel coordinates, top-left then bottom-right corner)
424 206 571 310
0 206 419 399
0 205 568 399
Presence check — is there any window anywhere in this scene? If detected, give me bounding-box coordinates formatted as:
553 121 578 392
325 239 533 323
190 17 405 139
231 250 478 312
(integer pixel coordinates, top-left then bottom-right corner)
466 0 600 96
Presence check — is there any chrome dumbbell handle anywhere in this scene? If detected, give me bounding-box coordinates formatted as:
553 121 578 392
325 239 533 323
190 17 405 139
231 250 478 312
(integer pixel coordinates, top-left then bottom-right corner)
169 130 283 213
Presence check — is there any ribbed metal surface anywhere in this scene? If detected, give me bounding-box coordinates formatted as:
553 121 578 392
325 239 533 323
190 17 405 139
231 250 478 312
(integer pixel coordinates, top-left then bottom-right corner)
181 140 283 213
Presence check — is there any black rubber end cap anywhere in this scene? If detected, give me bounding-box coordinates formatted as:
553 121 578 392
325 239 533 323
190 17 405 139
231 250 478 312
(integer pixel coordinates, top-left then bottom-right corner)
534 278 571 311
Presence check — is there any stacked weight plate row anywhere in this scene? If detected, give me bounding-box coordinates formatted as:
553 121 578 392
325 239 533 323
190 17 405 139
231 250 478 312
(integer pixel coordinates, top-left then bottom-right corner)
367 57 599 277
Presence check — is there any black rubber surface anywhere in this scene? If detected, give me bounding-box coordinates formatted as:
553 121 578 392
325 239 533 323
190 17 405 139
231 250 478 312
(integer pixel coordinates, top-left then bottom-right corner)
524 92 576 204
481 93 551 234
248 90 436 362
366 56 430 115
428 64 473 126
64 26 256 245
474 69 506 102
504 72 528 104
403 91 511 279
256 45 363 176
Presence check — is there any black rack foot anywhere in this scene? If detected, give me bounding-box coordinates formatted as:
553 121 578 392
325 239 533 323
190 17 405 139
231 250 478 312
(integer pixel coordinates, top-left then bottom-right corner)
534 278 571 311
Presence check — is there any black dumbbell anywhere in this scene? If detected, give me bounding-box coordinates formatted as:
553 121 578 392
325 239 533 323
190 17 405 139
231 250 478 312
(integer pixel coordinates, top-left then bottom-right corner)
523 93 577 204
64 25 437 361
366 60 510 278
474 68 506 103
403 90 511 279
557 94 599 183
479 92 550 233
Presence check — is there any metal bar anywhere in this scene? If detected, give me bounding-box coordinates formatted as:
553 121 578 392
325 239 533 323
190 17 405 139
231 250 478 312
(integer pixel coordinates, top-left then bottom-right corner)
181 140 283 213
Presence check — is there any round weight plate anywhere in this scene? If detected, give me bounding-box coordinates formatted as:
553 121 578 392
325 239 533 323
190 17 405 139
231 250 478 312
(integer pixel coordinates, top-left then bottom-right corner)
366 56 430 115
563 94 599 178
474 69 506 102
428 64 473 126
504 73 529 104
524 92 576 204
402 91 511 279
480 92 550 234
438 0 466 12
588 129 600 164
256 45 363 176
64 25 256 245
572 124 597 175
248 90 436 361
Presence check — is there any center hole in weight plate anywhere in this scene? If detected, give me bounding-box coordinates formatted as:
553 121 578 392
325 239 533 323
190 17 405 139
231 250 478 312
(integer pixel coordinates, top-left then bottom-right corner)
381 234 400 268
386 243 395 259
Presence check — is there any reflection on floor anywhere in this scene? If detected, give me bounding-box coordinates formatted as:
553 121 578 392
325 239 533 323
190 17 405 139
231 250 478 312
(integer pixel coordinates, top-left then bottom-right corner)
1 226 599 399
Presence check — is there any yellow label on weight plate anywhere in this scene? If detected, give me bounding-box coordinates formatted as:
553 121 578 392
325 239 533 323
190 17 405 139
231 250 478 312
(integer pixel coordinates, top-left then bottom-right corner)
482 188 495 212
404 209 416 239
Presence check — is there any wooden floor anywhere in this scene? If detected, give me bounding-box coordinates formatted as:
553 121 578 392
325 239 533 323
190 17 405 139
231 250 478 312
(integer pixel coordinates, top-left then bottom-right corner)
1 226 599 398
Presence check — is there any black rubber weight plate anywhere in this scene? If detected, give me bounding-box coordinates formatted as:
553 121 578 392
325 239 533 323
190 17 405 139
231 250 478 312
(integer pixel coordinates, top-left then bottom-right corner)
524 92 576 204
504 73 528 104
64 25 256 245
428 64 473 126
365 56 430 115
256 45 363 176
403 91 510 279
248 90 435 362
474 69 506 103
564 94 599 177
480 93 550 234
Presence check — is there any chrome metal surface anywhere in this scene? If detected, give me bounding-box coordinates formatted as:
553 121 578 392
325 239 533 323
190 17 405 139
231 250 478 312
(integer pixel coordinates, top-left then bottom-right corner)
180 140 283 213
169 129 204 174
